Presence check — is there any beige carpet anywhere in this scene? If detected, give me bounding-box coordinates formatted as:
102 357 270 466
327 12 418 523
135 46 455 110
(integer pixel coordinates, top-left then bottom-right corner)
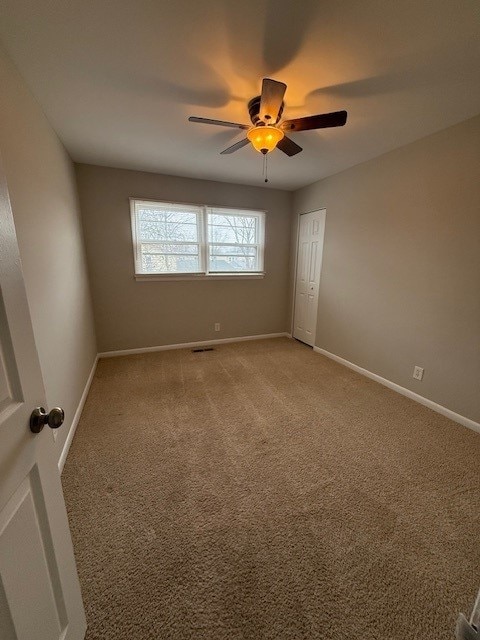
62 337 480 640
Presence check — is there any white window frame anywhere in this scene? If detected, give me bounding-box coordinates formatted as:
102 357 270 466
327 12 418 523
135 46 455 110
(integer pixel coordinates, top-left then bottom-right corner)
130 199 266 281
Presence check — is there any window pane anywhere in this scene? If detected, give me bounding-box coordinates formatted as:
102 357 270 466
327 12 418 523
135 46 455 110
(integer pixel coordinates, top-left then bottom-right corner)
141 252 200 273
141 243 198 255
138 208 197 225
209 245 258 272
209 255 257 272
139 220 198 242
208 213 258 245
209 244 256 257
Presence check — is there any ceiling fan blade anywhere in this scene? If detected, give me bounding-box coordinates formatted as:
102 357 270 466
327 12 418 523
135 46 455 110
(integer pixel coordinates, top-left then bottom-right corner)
282 110 347 132
188 116 249 130
277 136 302 157
259 78 287 123
220 138 250 155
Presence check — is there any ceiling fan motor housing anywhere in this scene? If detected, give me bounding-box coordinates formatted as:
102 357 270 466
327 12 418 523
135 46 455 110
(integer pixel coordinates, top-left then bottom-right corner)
248 96 284 125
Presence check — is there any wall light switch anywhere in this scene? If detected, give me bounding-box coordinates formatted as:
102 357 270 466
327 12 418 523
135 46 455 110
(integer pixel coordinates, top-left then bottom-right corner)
413 366 424 381
214 323 220 332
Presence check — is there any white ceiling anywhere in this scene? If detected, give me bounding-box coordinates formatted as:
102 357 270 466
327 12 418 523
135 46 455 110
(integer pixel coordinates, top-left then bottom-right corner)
1 0 479 190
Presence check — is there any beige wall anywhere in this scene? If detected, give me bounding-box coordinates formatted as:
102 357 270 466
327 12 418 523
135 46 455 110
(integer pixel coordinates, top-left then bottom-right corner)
294 115 480 423
75 164 292 352
0 46 97 460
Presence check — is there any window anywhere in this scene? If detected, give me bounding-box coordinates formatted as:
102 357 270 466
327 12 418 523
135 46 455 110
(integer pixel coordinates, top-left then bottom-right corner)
130 200 265 278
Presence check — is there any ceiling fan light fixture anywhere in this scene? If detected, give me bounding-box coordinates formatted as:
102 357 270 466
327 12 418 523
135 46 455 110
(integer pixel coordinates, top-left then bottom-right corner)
247 125 284 154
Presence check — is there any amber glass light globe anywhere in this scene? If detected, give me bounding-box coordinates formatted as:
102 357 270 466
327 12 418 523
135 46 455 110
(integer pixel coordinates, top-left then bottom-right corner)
247 125 284 153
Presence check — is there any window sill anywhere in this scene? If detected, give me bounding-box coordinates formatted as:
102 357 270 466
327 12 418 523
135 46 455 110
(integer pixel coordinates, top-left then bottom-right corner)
134 272 266 282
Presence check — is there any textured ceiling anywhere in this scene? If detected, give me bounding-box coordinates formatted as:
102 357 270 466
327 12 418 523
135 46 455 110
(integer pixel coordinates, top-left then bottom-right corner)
1 0 479 190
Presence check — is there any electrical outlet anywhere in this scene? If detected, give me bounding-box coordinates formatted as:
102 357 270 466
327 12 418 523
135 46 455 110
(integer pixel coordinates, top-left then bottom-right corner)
214 322 220 332
413 366 424 381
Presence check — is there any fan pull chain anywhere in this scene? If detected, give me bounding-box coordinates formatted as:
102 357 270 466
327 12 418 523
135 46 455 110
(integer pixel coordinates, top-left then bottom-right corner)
263 152 269 183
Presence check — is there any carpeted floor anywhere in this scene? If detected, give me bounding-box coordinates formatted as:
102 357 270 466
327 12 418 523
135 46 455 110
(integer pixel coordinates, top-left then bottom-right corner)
62 337 480 640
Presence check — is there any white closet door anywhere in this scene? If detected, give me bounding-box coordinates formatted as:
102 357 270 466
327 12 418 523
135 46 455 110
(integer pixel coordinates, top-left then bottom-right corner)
293 209 326 347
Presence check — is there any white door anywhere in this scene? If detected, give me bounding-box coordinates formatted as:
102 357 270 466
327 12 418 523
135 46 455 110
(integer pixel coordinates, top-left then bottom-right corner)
0 159 86 639
293 209 326 346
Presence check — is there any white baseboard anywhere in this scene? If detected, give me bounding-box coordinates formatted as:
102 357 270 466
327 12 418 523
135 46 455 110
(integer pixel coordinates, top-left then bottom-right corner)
314 347 480 434
58 356 99 474
98 332 290 358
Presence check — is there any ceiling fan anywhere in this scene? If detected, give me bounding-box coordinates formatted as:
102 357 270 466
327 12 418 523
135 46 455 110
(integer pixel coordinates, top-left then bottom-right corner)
188 78 348 157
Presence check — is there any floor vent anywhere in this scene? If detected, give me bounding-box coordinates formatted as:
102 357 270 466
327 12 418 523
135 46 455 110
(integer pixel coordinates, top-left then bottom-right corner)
192 347 215 353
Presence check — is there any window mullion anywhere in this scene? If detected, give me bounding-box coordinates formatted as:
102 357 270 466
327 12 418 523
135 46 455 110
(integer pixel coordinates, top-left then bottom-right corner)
201 205 208 275
203 205 210 275
135 203 142 271
208 242 259 248
139 240 200 246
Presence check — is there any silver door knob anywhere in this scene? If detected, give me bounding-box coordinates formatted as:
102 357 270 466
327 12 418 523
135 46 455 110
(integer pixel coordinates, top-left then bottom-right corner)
30 407 65 434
